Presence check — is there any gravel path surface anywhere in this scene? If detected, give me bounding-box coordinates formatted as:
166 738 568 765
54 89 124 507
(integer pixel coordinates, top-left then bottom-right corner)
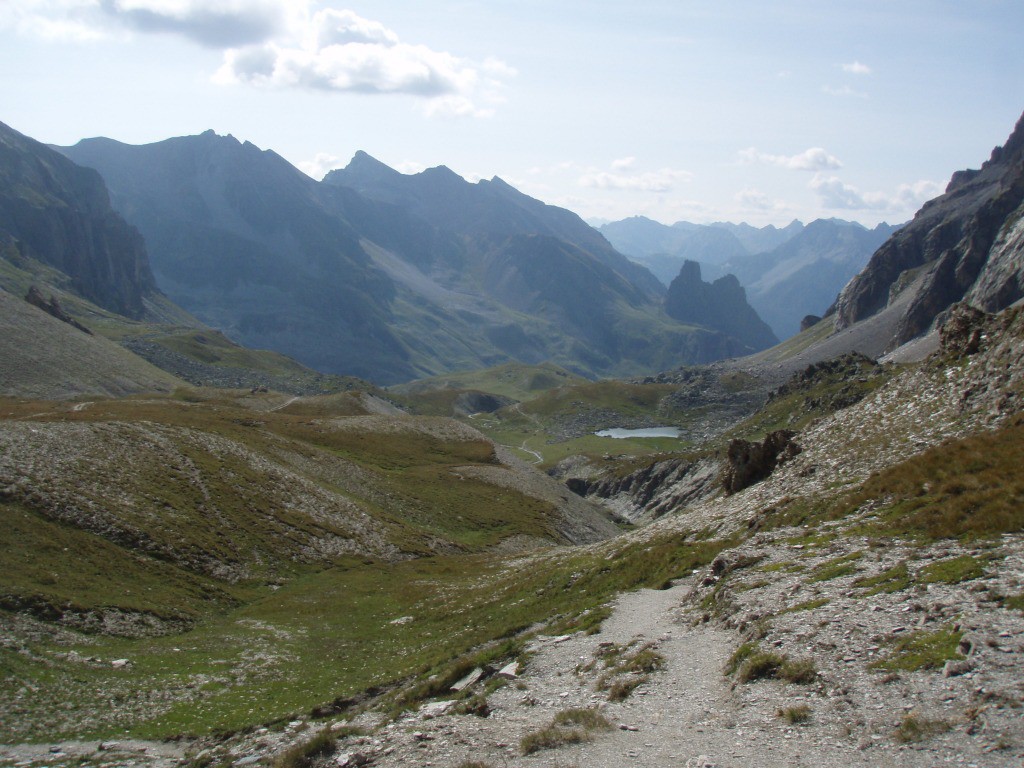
354 574 1014 768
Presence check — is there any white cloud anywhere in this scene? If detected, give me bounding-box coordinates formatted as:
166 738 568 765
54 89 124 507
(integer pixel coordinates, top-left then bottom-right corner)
8 2 514 116
5 0 110 41
738 146 843 172
734 187 790 214
5 0 291 45
810 175 869 209
842 60 872 75
296 151 345 180
578 167 692 193
810 174 942 213
395 160 427 175
100 0 288 47
424 94 495 119
822 84 868 98
611 156 636 171
891 179 944 207
311 8 398 48
214 8 513 116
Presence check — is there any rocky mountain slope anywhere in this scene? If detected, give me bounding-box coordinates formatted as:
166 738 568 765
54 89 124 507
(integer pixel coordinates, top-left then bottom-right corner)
0 286 183 398
2 113 1023 768
326 151 664 299
59 132 756 384
0 120 158 319
599 217 805 274
834 110 1024 350
724 219 899 339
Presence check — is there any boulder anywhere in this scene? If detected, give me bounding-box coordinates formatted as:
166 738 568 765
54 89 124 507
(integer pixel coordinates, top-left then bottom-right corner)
721 430 801 494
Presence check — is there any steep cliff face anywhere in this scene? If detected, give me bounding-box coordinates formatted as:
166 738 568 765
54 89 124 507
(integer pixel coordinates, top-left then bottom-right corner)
664 260 778 352
834 111 1024 349
0 121 157 318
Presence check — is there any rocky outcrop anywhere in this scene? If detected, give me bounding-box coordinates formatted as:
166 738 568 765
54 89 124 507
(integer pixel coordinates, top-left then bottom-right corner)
938 302 990 356
0 121 158 319
766 352 884 412
833 111 1024 349
24 286 92 334
800 314 822 331
665 261 778 352
720 429 801 495
564 455 722 523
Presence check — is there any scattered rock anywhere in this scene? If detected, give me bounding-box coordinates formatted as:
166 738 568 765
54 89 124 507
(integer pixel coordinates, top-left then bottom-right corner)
336 751 372 767
418 701 453 719
451 667 485 692
496 661 520 679
943 659 975 678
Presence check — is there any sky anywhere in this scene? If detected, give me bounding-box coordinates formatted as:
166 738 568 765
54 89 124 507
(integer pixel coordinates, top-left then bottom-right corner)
2 1 1023 228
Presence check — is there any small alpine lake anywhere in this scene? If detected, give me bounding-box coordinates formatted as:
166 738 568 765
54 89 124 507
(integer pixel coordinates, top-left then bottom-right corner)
594 427 681 439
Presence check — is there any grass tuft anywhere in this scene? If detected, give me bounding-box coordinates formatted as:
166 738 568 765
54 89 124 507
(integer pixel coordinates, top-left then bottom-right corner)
737 651 785 683
520 724 589 755
520 706 611 754
777 704 812 724
606 675 648 702
894 713 953 743
807 551 863 582
728 644 817 685
272 728 335 768
918 555 989 585
854 561 910 595
552 707 612 730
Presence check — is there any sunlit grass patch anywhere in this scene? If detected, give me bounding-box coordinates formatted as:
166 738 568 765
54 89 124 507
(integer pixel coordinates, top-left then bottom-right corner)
848 422 1024 541
807 551 863 582
870 626 964 672
854 561 911 595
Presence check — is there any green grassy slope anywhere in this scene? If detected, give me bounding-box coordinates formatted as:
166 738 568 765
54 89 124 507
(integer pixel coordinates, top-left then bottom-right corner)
0 249 369 396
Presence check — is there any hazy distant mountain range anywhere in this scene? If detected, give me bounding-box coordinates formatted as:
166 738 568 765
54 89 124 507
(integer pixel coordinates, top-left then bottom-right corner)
6 110 1021 395
599 217 899 338
56 131 772 383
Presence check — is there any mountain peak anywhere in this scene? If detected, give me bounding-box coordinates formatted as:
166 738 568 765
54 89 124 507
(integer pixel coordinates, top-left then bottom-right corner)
345 150 398 175
420 164 465 182
323 150 402 189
